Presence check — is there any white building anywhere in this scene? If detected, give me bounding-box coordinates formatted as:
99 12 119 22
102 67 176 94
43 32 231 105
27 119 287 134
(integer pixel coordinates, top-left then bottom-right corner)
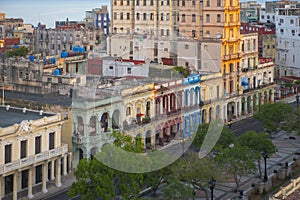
275 6 300 77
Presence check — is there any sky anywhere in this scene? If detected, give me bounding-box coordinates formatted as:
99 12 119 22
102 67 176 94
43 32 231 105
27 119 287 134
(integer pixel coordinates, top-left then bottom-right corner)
0 0 279 29
0 0 110 28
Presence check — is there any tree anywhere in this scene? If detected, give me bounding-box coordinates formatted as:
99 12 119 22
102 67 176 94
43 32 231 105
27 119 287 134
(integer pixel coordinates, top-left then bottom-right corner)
6 46 29 57
285 108 300 135
238 131 276 178
68 159 115 200
143 169 169 197
215 144 257 192
254 102 292 134
193 124 235 154
168 152 220 200
68 131 145 199
162 181 194 200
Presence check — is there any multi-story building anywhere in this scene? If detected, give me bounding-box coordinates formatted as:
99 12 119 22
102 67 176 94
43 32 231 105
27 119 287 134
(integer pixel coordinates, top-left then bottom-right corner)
85 5 110 35
0 106 71 199
240 22 276 59
71 70 201 167
275 6 300 77
0 13 24 39
259 0 299 24
240 1 261 23
34 26 104 56
13 24 35 53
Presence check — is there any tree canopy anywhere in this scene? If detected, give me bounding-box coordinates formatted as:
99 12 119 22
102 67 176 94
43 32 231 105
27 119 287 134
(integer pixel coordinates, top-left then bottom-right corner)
6 46 29 57
254 102 292 132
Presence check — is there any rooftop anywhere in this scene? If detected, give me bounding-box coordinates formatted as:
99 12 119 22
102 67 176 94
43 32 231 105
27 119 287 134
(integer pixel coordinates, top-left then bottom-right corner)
0 106 54 128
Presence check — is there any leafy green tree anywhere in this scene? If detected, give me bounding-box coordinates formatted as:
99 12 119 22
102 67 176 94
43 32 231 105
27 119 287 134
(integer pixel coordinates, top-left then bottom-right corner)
6 46 29 57
143 169 169 197
68 159 115 200
193 124 235 153
254 102 292 134
162 181 194 200
238 131 276 178
168 152 220 200
173 66 189 78
68 131 145 200
215 144 257 192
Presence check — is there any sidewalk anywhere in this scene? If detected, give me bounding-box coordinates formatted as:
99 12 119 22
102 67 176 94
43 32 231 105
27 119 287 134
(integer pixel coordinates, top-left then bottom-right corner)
20 172 76 200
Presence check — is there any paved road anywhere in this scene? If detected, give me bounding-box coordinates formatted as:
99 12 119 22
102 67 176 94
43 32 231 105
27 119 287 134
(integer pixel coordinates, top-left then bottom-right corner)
231 116 264 136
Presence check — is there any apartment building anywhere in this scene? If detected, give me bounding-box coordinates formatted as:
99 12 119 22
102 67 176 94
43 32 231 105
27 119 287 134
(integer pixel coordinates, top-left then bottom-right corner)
0 13 24 39
275 6 300 77
71 70 201 167
34 26 104 57
0 106 70 199
85 5 110 35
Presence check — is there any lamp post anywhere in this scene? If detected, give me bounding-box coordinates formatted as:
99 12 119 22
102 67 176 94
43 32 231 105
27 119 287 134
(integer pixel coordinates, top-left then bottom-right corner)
208 176 216 200
180 135 186 157
262 151 269 182
296 94 299 108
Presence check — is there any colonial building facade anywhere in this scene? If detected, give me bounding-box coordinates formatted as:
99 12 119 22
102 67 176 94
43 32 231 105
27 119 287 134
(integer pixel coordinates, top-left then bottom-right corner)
0 106 71 199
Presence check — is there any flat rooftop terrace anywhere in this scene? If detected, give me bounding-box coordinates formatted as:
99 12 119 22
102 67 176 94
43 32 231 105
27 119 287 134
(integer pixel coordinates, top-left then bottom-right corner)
0 106 54 128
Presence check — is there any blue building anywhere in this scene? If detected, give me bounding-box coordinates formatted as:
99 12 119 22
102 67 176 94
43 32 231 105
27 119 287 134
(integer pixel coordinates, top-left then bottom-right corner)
85 5 110 35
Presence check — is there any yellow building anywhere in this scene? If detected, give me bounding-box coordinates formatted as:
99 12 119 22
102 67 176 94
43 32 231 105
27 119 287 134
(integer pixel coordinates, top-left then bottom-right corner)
0 106 71 200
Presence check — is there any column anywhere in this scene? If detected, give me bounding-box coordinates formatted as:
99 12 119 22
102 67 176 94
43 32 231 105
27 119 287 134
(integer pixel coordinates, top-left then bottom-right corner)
42 163 48 193
27 168 33 199
167 95 170 113
68 152 72 174
250 97 253 113
63 155 68 176
13 173 17 200
160 97 163 114
0 176 4 200
55 158 62 188
159 130 164 146
50 160 55 180
224 105 227 123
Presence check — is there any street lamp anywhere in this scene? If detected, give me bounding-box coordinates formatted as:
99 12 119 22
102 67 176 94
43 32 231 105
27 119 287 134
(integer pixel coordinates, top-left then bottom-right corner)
180 136 186 157
208 176 216 200
296 94 299 108
262 151 269 182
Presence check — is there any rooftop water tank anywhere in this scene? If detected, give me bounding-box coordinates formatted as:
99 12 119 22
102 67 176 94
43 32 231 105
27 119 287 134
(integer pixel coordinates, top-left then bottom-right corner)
29 55 35 61
72 46 79 52
54 68 61 76
50 57 56 64
61 51 68 58
78 47 85 53
43 58 47 64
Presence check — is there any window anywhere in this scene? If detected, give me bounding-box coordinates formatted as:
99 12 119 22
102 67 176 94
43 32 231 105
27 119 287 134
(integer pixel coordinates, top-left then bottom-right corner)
185 44 189 49
182 14 186 22
127 0 130 5
166 29 170 36
114 0 117 5
192 0 195 6
126 107 131 116
230 14 234 22
21 170 28 189
150 13 153 20
35 165 42 184
136 0 139 5
161 0 163 5
167 0 170 5
290 19 294 24
5 144 12 164
144 0 147 6
120 0 123 5
114 12 117 20
143 13 147 20
206 30 210 37
20 140 27 159
280 29 284 34
109 66 114 70
150 0 153 5
182 0 185 6
136 13 140 20
217 0 221 6
279 18 284 23
166 13 170 21
192 14 196 22
206 0 210 6
217 14 221 22
161 13 164 21
49 132 55 150
120 12 123 20
161 29 164 36
206 14 210 23
127 68 132 74
293 55 295 63
292 30 295 36
192 30 196 37
127 12 130 20
261 15 264 19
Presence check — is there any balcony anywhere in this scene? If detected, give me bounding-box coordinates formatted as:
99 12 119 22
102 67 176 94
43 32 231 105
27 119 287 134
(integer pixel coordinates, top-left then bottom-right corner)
0 144 68 174
223 53 241 61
